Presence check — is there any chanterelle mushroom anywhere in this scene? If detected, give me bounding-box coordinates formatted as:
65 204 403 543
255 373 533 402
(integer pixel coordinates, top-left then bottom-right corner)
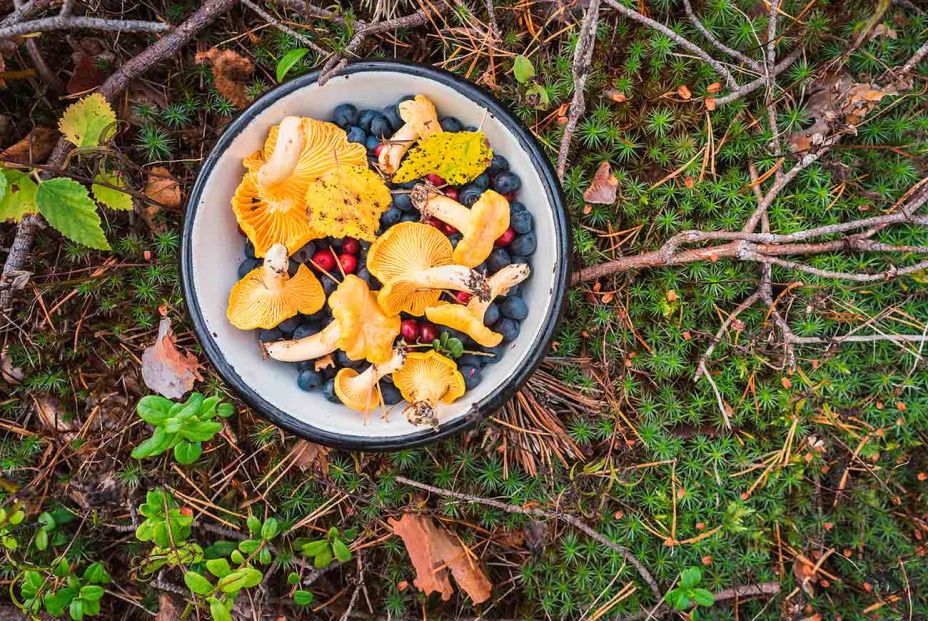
377 95 442 174
425 264 530 347
366 222 490 316
264 274 400 364
412 185 510 268
227 243 325 330
391 351 465 429
334 347 407 414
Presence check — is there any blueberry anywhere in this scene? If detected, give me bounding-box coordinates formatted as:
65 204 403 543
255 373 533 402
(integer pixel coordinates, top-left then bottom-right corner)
296 360 316 372
358 109 379 132
322 277 338 296
259 328 283 342
493 172 521 194
380 382 403 405
356 266 374 287
474 261 488 274
460 364 482 390
278 315 301 335
494 318 521 343
483 302 500 326
464 125 478 132
332 103 359 128
510 200 527 214
460 185 483 206
400 212 419 223
297 369 324 392
510 232 537 256
449 233 463 248
294 240 317 263
238 258 260 278
485 344 507 363
380 206 403 227
511 254 528 265
508 285 523 298
383 105 402 131
365 135 381 152
288 259 300 277
323 378 340 403
292 322 320 340
393 192 415 212
488 154 509 175
440 116 464 132
243 239 256 259
336 350 365 369
370 114 392 139
501 296 528 320
472 172 490 190
398 94 416 103
458 354 485 368
511 209 534 234
486 248 511 273
346 126 367 144
394 180 418 189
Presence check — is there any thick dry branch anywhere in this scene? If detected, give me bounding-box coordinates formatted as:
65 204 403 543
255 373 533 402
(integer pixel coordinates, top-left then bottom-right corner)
394 475 662 600
0 0 50 28
788 333 928 345
0 15 170 38
742 252 928 283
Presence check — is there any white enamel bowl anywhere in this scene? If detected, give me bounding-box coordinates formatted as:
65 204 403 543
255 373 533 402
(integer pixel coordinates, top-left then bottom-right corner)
181 61 570 450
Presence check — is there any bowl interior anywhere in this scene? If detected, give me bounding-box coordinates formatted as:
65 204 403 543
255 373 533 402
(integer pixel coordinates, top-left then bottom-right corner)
184 64 565 447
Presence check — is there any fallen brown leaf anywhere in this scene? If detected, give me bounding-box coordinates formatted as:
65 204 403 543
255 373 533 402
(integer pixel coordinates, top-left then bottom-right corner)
677 85 692 100
66 39 112 95
155 594 179 621
389 513 492 604
141 316 203 399
289 440 329 472
145 166 181 209
0 126 58 164
604 89 627 103
706 82 721 94
195 48 254 109
582 161 618 205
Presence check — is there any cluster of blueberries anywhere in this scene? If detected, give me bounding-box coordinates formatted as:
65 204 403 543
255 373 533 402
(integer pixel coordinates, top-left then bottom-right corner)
236 98 537 407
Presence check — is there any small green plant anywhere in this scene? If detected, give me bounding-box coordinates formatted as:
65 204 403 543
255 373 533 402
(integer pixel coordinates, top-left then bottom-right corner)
17 561 111 620
34 507 75 551
665 568 715 616
131 393 234 465
299 527 352 568
432 331 464 358
135 489 193 547
276 48 309 82
511 54 549 109
0 504 26 550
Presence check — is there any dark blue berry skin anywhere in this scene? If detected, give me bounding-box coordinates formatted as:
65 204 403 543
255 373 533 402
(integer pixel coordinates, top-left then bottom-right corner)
259 328 283 343
488 154 509 175
474 261 488 274
356 267 378 289
294 241 317 263
238 258 260 278
322 277 338 296
380 381 403 405
323 379 340 403
400 212 419 223
292 322 320 340
460 365 482 390
510 232 536 256
493 172 521 194
370 115 393 139
278 316 301 335
460 185 483 206
394 180 417 189
507 285 522 298
510 209 534 234
297 369 324 392
358 109 378 132
336 350 365 369
457 353 485 367
244 240 256 259
439 117 464 132
483 302 500 326
494 318 521 342
383 105 402 131
346 126 366 144
398 94 415 103
296 360 315 372
393 192 414 212
510 254 528 265
486 248 511 273
365 135 380 152
501 296 528 320
288 259 300 277
380 207 403 228
449 234 463 248
332 103 359 128
471 173 490 190
510 200 526 213
464 125 478 132
485 344 507 362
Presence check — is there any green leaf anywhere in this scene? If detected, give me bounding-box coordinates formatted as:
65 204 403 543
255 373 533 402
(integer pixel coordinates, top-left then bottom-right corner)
313 546 333 569
206 558 232 578
36 177 110 250
44 587 77 617
68 597 84 621
286 572 300 586
332 538 351 563
184 571 214 595
0 169 38 222
293 590 314 606
131 426 171 460
393 131 493 185
525 82 550 108
173 441 203 465
92 172 133 211
137 395 174 425
260 517 279 541
258 547 272 566
513 55 535 84
276 48 310 83
230 550 244 565
446 337 464 358
247 514 262 534
690 587 715 607
666 589 690 611
301 540 328 557
59 93 117 148
83 562 111 585
679 567 702 589
209 597 233 621
216 403 235 418
238 539 261 554
34 528 48 551
0 168 6 202
79 585 104 602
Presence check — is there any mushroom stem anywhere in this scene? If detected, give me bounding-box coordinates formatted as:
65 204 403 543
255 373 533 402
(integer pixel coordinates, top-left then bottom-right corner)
469 263 531 315
257 116 304 188
378 96 441 174
342 348 407 396
416 191 473 232
403 399 439 430
261 243 290 292
264 320 341 362
414 265 490 300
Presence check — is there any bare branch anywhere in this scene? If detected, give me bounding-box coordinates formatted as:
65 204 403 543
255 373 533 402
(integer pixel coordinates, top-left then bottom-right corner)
715 44 803 105
0 15 171 38
682 0 759 72
241 0 329 56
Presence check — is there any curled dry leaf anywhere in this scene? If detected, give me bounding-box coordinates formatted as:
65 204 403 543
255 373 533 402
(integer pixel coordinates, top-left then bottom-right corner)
141 316 203 399
195 48 254 110
676 85 692 100
0 126 58 164
582 161 618 205
145 166 182 209
154 593 180 621
289 440 329 472
604 89 627 103
388 513 492 603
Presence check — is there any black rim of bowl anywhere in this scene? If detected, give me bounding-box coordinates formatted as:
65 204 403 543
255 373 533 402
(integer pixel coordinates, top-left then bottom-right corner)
181 59 571 451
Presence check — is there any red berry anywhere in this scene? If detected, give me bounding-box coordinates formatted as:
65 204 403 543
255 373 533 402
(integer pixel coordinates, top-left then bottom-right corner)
419 322 438 344
374 142 387 157
495 227 516 247
400 319 419 341
426 216 443 229
341 237 361 255
454 291 472 304
442 223 459 236
338 253 357 274
312 249 336 272
444 187 460 201
503 191 516 202
425 173 446 186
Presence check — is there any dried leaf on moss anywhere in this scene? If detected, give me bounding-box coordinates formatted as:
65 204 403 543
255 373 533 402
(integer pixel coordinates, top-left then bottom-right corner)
141 317 203 399
195 48 254 110
582 161 618 204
